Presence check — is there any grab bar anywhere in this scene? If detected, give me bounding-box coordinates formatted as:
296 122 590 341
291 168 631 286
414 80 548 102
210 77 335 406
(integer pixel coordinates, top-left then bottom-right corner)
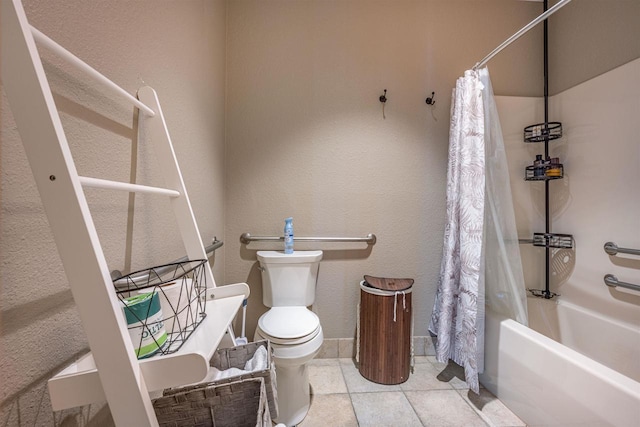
240 232 377 245
603 242 640 257
111 239 223 284
604 274 640 292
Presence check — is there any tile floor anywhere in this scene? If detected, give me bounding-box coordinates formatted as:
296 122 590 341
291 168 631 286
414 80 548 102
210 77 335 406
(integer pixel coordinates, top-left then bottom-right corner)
297 356 526 427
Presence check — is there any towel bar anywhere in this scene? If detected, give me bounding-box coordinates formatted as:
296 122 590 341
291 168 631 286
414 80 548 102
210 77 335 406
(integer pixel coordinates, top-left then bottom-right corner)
240 232 376 245
604 274 640 292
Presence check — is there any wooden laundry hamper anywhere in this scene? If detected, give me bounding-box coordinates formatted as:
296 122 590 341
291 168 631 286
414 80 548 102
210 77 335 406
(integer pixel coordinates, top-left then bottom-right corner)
153 377 270 427
358 276 413 385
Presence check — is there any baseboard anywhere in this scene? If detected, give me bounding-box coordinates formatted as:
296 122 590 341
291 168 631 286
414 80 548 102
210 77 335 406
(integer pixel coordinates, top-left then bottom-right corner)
317 336 436 359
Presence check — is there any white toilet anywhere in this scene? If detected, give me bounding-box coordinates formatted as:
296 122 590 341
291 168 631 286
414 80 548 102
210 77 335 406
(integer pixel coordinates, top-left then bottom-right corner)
254 250 324 427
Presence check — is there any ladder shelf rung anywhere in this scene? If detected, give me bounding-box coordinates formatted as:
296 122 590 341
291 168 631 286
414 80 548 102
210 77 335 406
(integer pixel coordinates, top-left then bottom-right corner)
29 25 156 117
48 284 249 411
79 176 180 197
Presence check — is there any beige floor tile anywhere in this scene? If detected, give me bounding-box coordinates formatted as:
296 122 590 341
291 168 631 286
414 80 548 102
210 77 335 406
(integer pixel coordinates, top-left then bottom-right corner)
458 388 526 427
405 390 488 427
297 357 522 427
309 361 348 394
351 391 423 426
339 358 402 393
413 356 431 364
400 361 455 391
298 393 358 427
426 357 476 390
426 355 447 369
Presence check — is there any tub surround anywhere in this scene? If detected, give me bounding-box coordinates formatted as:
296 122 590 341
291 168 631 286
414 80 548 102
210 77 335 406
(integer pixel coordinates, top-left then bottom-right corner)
489 57 640 427
500 58 640 327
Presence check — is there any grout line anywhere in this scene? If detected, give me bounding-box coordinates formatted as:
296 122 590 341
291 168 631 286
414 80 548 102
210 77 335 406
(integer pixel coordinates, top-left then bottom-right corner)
313 357 521 427
401 388 427 427
338 357 360 425
454 388 499 427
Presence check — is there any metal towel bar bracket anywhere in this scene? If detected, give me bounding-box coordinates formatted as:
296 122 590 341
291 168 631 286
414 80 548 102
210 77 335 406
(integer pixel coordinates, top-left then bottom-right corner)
604 274 640 293
603 242 640 257
240 232 376 245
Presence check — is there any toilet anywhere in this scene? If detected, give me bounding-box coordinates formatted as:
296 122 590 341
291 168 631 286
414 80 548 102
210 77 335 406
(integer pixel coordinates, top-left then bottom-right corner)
254 250 323 427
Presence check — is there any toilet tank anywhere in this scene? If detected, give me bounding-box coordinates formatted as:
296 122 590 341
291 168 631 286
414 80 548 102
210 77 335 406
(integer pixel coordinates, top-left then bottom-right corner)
257 250 323 307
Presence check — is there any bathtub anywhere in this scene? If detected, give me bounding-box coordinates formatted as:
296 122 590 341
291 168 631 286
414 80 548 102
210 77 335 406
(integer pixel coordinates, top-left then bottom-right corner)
480 299 640 427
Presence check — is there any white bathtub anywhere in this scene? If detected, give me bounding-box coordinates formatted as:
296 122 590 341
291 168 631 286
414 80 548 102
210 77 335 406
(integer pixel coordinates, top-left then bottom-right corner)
480 299 640 427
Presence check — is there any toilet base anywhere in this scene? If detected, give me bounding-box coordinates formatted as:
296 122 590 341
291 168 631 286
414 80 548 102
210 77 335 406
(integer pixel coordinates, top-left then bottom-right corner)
255 325 323 427
273 362 311 426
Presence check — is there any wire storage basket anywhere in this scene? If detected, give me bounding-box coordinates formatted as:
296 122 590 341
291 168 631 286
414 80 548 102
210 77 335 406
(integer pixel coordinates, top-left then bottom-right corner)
532 232 574 249
113 259 207 358
524 121 562 142
525 162 564 180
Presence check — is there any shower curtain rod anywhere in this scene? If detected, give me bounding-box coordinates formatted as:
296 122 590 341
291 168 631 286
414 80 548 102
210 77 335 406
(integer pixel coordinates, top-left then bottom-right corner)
472 0 572 70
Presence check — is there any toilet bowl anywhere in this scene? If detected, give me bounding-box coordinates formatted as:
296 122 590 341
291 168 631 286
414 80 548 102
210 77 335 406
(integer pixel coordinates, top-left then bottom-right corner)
255 251 324 426
255 313 323 426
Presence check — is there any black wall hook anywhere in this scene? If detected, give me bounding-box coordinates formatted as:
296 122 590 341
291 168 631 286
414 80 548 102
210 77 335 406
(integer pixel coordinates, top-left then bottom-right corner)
425 91 436 105
379 89 387 103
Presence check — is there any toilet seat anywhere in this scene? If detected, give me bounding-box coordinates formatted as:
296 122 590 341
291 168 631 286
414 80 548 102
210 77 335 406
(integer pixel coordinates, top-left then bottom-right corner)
255 321 323 363
258 307 320 344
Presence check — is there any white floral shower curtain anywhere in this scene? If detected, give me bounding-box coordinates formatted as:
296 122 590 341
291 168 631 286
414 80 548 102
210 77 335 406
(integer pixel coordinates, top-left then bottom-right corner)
429 68 526 394
429 70 486 394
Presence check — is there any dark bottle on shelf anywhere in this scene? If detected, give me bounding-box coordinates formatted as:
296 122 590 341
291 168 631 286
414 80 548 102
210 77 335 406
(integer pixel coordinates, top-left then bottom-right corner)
533 154 545 177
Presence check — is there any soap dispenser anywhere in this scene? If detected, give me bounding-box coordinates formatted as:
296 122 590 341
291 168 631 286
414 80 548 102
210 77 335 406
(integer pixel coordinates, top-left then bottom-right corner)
284 217 294 254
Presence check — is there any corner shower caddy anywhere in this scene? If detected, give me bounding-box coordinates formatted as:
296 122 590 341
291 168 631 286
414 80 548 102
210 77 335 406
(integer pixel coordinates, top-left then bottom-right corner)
522 0 573 299
2 1 249 425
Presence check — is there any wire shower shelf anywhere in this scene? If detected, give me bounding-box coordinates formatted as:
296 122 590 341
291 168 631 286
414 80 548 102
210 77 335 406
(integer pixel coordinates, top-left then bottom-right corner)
524 121 562 143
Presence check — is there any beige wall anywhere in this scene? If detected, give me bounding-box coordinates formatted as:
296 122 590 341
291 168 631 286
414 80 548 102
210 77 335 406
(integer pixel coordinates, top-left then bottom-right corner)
549 0 640 94
224 0 543 340
1 1 226 425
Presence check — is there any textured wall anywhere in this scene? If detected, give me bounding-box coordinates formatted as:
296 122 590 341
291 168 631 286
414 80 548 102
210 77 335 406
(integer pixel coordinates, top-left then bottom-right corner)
0 1 226 425
224 0 543 340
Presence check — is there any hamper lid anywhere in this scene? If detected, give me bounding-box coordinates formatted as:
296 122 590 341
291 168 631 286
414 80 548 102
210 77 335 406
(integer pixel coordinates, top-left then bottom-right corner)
363 275 414 291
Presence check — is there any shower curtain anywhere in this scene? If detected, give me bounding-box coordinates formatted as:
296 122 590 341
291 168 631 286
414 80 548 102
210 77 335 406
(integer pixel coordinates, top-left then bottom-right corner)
479 68 528 327
429 68 527 394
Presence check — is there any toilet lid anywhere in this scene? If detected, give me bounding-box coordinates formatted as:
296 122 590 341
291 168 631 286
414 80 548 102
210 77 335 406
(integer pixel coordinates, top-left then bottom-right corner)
258 307 320 339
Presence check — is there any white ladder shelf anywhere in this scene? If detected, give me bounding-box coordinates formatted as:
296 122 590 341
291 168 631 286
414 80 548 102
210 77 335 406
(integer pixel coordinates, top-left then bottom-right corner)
1 1 248 425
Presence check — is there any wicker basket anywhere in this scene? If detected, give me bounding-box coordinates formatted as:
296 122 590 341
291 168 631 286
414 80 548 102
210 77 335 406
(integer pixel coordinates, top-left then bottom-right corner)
153 377 271 427
209 340 278 419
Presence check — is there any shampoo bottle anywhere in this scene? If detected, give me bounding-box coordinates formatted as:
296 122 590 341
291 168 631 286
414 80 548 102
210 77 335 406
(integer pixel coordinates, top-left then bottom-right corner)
284 217 294 254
